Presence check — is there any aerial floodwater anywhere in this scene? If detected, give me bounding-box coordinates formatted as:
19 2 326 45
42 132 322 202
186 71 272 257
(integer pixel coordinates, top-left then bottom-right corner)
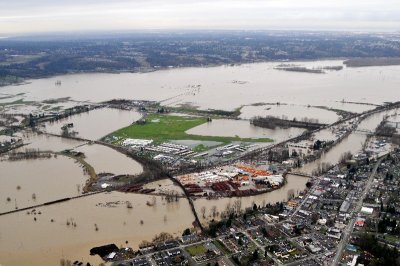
0 156 87 212
0 192 194 266
1 60 399 111
1 60 400 265
44 108 143 140
186 119 305 143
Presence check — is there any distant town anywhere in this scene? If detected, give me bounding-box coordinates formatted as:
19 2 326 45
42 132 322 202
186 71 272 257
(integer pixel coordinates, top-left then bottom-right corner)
1 31 400 87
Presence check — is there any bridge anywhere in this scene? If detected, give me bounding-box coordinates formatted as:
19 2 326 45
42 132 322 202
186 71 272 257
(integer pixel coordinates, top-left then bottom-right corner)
354 128 374 134
287 172 315 179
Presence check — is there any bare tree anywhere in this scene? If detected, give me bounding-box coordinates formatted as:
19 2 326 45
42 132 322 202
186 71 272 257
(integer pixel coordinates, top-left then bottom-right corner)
339 151 353 164
201 206 206 219
233 199 242 214
211 205 217 218
287 189 295 199
152 232 173 243
225 202 235 215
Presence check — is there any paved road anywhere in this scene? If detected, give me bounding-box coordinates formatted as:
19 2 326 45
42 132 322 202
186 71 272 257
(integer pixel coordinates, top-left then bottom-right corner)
331 158 383 266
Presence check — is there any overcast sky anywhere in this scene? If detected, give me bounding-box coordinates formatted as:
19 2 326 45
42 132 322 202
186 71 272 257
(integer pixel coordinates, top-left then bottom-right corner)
1 0 400 34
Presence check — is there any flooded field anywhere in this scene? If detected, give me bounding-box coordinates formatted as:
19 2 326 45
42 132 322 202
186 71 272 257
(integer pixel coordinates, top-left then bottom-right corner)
325 102 377 113
1 61 400 266
12 132 143 176
1 61 399 112
44 108 142 140
186 119 305 143
2 100 80 116
239 104 339 124
312 128 338 142
143 178 185 195
76 143 143 175
194 174 309 224
0 192 195 266
16 131 84 152
0 157 87 212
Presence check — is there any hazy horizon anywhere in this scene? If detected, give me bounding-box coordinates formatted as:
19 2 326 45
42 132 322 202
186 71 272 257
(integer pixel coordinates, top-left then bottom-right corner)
1 0 399 35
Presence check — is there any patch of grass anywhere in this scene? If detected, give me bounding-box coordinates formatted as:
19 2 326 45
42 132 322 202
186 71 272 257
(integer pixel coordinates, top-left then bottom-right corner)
186 244 207 256
382 234 400 243
193 144 207 152
112 114 273 145
0 98 35 107
49 106 63 112
169 104 242 118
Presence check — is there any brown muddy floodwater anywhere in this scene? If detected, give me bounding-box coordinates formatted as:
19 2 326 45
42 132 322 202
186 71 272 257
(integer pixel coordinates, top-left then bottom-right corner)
0 192 195 266
1 61 400 265
186 119 305 143
16 131 85 152
13 133 143 176
0 157 87 213
1 61 399 111
44 108 142 140
143 179 185 195
239 105 339 124
76 143 143 175
300 109 400 174
194 174 309 224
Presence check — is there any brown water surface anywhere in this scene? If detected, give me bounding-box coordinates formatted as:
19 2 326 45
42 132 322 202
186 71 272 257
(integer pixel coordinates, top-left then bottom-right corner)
0 192 195 266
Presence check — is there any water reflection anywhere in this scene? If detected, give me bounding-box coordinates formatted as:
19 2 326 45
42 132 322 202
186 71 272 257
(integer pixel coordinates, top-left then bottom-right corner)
0 192 194 266
44 108 142 140
1 61 399 111
186 119 305 143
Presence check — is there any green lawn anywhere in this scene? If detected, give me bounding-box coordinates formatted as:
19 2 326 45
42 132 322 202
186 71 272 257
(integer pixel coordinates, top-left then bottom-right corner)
186 244 208 256
0 98 35 107
381 234 400 243
112 114 273 144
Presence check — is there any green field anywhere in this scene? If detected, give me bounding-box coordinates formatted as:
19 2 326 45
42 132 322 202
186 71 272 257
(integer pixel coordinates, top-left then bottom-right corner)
112 114 273 145
0 98 35 107
186 244 208 256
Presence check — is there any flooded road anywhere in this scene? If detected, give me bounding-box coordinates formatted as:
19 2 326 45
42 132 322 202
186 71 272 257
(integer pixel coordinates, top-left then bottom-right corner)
0 192 195 266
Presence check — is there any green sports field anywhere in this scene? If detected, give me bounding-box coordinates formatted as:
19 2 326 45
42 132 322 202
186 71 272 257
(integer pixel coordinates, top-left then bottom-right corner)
112 114 273 145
